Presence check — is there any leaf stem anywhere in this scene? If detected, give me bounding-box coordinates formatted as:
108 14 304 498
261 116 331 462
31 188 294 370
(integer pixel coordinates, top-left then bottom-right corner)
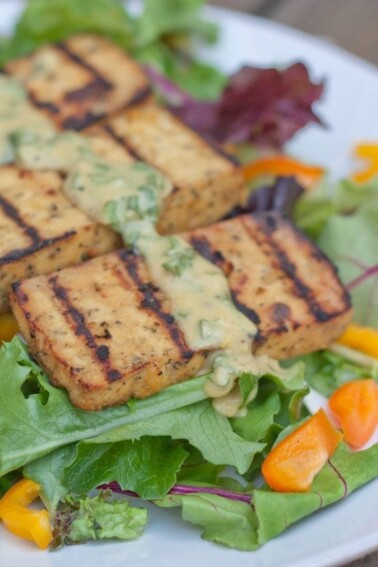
99 481 252 504
346 264 378 291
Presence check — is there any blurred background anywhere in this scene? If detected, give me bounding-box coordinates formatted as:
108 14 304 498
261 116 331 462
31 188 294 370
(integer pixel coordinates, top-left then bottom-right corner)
210 0 378 66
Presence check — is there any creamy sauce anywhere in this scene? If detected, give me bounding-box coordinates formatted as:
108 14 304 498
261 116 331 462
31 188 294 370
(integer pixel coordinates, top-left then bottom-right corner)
0 75 283 417
130 224 257 353
0 76 56 164
122 223 262 414
0 74 172 228
15 131 90 171
66 159 172 225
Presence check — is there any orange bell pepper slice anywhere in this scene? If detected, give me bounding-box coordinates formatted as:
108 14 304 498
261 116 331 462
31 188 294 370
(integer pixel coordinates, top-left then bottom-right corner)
329 379 378 449
0 312 19 343
242 155 324 190
352 143 378 183
0 479 52 549
336 323 378 360
262 409 343 493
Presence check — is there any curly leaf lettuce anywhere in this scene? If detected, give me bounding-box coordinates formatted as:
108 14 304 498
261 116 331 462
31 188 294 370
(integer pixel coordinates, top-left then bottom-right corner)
318 199 378 327
0 0 134 63
135 0 218 47
52 492 147 548
63 438 188 500
295 349 377 398
86 400 264 474
155 443 378 550
295 177 378 327
0 337 208 475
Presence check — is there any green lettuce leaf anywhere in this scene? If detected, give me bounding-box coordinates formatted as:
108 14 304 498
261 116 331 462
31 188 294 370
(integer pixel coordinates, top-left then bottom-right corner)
0 337 208 475
23 445 77 512
0 0 224 99
0 0 133 64
295 178 378 327
155 443 378 550
137 41 227 100
318 199 378 327
85 399 264 474
63 438 188 499
0 471 22 498
231 390 281 442
157 491 259 550
52 491 147 548
135 0 217 47
177 447 224 484
296 349 376 397
255 442 378 543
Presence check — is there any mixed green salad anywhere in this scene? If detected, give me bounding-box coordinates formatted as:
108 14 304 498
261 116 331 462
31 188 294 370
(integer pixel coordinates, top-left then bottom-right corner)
0 0 377 555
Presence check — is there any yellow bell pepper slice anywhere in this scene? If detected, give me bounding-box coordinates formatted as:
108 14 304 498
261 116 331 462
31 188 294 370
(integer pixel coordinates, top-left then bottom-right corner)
352 143 378 183
336 323 378 360
0 479 52 549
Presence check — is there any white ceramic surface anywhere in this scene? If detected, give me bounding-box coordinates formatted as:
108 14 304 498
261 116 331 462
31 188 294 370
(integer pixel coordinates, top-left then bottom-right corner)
0 3 377 567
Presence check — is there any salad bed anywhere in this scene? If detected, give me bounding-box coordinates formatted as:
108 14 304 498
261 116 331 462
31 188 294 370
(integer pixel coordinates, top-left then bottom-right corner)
0 0 377 557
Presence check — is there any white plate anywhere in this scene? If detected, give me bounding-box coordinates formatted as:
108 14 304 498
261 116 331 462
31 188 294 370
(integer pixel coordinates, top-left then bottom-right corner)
0 3 377 567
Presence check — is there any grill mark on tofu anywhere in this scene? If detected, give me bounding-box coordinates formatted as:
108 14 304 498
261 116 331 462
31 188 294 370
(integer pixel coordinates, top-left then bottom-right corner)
64 76 112 103
125 86 153 109
117 249 194 361
0 232 76 266
57 42 151 109
54 41 114 130
0 194 41 244
190 236 233 275
56 41 113 92
229 291 261 325
48 274 122 383
242 214 351 322
62 112 98 130
0 194 79 267
190 235 263 340
27 93 60 114
101 123 182 195
102 124 141 161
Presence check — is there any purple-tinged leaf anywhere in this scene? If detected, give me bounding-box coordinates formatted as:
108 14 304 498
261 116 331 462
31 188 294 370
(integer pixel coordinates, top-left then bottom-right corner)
100 481 252 504
145 65 193 106
223 176 304 219
167 62 324 147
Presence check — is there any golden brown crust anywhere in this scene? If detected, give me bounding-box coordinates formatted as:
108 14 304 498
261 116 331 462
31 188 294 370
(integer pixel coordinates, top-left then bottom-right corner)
186 212 352 358
0 166 120 313
10 250 205 411
87 101 247 233
11 213 352 410
5 35 150 130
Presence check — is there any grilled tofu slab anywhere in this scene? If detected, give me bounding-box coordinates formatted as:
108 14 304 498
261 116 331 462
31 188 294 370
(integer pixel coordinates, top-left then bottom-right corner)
10 250 205 410
0 166 120 313
4 35 150 130
10 213 352 411
86 100 246 233
186 212 352 359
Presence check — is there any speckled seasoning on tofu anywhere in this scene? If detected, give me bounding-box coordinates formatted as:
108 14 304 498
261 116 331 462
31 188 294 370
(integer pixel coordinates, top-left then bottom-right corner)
10 213 352 411
0 166 120 313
